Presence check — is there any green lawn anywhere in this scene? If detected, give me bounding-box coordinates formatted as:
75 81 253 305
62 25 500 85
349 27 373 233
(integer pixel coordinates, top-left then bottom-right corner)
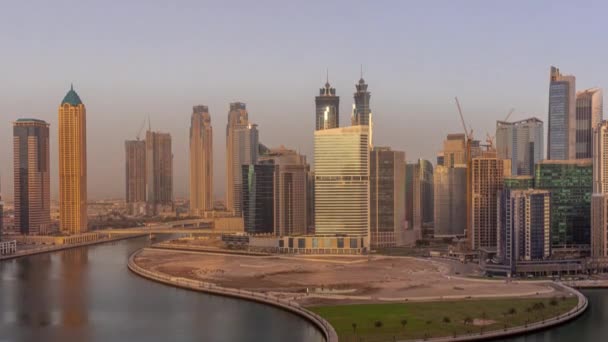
309 296 578 342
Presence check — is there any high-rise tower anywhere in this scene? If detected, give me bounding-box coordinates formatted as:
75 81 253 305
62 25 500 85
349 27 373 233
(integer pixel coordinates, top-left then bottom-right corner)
58 85 87 234
547 66 576 160
226 102 258 216
576 88 603 159
145 130 173 212
13 119 51 235
315 73 339 130
125 140 146 204
352 68 371 126
496 117 544 176
190 105 213 216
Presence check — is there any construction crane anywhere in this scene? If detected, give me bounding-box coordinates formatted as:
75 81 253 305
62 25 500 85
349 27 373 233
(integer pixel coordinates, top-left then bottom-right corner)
504 108 515 122
455 97 473 251
136 116 147 141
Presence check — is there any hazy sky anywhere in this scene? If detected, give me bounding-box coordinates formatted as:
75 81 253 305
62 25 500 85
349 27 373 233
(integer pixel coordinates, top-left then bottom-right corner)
1 0 606 200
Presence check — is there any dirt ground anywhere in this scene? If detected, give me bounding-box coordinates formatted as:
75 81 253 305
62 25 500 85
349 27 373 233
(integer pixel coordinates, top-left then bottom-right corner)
135 248 566 305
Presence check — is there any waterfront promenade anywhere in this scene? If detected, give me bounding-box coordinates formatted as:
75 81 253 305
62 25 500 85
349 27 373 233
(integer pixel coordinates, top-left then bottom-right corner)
128 248 338 342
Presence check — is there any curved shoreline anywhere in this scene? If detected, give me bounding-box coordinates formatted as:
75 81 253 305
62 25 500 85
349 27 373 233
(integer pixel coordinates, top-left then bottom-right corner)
127 248 338 342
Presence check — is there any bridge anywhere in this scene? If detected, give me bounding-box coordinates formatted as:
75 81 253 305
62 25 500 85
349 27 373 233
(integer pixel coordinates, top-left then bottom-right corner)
103 218 243 235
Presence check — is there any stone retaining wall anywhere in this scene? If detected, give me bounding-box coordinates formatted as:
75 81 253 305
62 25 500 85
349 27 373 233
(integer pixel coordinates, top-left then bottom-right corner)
128 248 337 342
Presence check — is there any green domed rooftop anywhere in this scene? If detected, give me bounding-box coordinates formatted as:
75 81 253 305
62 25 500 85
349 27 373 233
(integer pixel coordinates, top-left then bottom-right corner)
61 84 83 106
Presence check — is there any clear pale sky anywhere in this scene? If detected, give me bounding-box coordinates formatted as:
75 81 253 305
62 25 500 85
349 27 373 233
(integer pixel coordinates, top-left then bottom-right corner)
0 0 606 200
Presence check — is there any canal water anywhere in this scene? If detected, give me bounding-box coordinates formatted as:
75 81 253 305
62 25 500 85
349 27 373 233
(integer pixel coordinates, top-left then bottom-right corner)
0 236 325 342
499 289 607 342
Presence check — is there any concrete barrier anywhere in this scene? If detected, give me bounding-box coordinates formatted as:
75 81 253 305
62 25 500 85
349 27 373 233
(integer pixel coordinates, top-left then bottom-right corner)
128 248 337 342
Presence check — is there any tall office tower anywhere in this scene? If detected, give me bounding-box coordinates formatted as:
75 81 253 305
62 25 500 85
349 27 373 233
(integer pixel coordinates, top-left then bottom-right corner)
242 163 277 234
496 118 544 176
259 147 309 236
434 165 466 237
548 66 576 160
125 139 146 210
576 88 603 159
145 131 173 211
591 121 608 257
405 159 434 232
469 150 510 250
369 147 405 247
58 85 87 234
593 121 608 193
307 171 315 234
315 78 339 130
497 189 551 267
13 119 51 235
314 125 370 236
592 194 608 258
226 102 259 216
189 105 213 216
351 74 371 126
535 159 592 247
442 134 467 168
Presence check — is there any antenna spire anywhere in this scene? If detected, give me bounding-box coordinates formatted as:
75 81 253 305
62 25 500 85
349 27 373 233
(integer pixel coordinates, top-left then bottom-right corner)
360 64 363 79
326 68 329 84
70 83 74 91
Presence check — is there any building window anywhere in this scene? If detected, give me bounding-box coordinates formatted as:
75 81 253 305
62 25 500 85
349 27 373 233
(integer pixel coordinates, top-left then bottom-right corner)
288 238 293 248
298 238 305 248
312 238 318 248
337 238 344 248
350 238 358 249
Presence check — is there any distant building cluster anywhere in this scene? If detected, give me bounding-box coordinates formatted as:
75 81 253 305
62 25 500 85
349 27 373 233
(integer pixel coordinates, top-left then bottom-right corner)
4 64 608 274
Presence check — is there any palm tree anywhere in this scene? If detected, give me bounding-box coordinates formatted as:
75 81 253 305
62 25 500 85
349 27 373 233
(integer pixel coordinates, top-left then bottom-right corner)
443 316 451 324
374 320 383 328
352 323 357 333
400 319 408 330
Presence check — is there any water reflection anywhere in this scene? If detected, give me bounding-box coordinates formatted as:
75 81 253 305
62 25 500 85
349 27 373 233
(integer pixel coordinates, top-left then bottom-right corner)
0 237 324 342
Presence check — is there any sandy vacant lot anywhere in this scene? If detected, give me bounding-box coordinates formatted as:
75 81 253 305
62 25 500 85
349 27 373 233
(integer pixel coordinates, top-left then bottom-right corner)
135 248 566 305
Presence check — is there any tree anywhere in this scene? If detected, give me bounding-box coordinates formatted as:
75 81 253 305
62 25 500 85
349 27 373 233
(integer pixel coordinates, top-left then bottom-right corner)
352 323 357 333
508 307 517 315
400 319 408 329
463 316 473 325
550 298 559 306
443 317 451 324
374 320 383 328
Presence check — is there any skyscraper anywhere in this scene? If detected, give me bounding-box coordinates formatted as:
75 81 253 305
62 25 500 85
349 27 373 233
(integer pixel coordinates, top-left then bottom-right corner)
145 131 173 211
547 66 576 160
125 140 146 204
314 125 370 237
259 147 309 236
226 102 259 216
13 119 51 235
352 72 371 126
315 77 339 130
576 88 603 159
58 85 87 234
242 163 277 234
370 147 405 247
498 189 551 266
592 121 608 257
189 105 213 216
496 117 544 176
434 165 466 237
442 134 467 168
535 159 592 247
405 159 434 233
469 150 510 250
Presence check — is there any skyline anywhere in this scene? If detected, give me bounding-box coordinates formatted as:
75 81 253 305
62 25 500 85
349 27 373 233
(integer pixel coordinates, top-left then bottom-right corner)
2 1 608 200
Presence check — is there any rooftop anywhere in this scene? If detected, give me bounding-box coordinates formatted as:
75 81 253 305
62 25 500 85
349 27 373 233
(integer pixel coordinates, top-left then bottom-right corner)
61 84 83 106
